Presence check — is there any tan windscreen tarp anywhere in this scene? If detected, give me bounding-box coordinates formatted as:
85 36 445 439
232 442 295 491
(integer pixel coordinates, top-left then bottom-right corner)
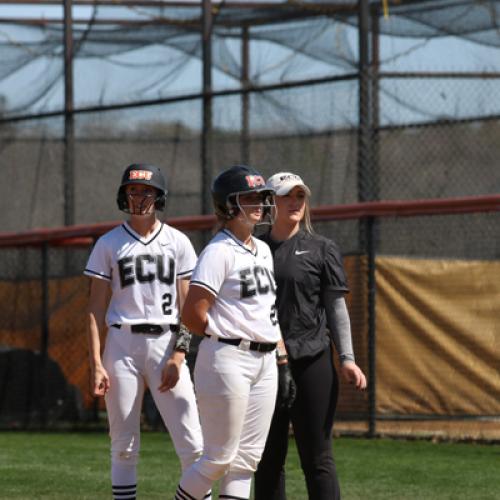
1 256 499 420
376 256 500 416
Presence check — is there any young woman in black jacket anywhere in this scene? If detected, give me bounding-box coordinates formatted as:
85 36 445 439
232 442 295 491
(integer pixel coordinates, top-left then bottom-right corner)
254 172 366 500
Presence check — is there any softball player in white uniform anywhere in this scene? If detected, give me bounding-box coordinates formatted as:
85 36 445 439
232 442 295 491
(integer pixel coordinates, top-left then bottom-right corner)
85 164 203 500
175 165 292 500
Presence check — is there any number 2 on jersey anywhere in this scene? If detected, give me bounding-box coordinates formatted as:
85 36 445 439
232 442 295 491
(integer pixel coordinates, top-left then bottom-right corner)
270 304 278 326
162 292 172 315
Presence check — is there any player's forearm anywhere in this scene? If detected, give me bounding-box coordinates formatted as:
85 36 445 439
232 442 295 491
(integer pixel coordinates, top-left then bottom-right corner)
172 278 193 352
181 285 213 336
182 314 208 336
87 277 111 368
87 312 105 368
276 337 289 365
177 277 190 312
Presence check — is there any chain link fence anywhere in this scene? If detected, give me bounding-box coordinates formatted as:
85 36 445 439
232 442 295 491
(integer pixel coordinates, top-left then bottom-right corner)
0 1 499 438
1 205 499 440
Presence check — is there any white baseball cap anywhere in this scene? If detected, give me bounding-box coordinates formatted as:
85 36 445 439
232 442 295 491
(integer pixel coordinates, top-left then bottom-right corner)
266 172 311 196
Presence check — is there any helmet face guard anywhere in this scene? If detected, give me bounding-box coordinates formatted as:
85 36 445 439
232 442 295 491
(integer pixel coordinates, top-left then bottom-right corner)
122 188 158 216
231 190 276 225
117 164 167 213
212 165 275 224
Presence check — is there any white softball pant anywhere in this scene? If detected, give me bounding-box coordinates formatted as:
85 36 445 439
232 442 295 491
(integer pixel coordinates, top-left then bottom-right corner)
177 336 278 500
103 326 203 478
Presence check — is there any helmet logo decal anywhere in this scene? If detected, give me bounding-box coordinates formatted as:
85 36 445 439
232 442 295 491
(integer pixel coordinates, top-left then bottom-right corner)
129 170 153 181
245 175 265 188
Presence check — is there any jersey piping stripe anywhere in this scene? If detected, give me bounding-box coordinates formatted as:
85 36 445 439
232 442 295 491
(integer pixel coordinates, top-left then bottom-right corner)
190 280 218 297
121 222 164 246
175 485 197 500
177 268 193 278
222 229 258 256
84 268 111 280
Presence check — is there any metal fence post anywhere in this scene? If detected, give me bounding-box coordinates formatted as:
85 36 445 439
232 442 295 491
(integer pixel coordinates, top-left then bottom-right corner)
40 242 50 427
201 0 213 219
64 0 74 227
358 0 380 437
366 216 377 437
241 25 250 165
358 0 372 207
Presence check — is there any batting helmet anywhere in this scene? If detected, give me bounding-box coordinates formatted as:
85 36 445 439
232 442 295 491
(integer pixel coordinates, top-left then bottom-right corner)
212 164 275 220
116 163 167 213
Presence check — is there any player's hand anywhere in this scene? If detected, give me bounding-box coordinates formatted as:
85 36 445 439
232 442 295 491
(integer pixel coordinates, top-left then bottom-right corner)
158 352 184 392
340 362 367 391
92 365 110 397
276 363 297 411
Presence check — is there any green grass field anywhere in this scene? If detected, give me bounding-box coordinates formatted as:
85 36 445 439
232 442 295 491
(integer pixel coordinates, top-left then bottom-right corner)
0 432 499 499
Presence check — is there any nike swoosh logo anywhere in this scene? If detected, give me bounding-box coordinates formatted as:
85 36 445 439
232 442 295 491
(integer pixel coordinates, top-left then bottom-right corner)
295 250 310 255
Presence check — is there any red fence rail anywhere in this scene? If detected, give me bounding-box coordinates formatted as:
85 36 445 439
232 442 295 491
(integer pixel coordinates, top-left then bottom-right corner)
1 195 499 248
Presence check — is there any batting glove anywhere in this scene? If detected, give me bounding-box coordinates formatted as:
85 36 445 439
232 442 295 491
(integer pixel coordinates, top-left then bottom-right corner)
277 363 297 411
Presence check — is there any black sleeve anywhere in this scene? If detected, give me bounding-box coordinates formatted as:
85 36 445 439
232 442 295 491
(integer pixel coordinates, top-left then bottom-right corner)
320 240 349 293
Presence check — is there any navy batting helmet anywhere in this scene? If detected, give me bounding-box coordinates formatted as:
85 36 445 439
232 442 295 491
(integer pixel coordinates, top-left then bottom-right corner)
212 164 274 220
117 163 167 213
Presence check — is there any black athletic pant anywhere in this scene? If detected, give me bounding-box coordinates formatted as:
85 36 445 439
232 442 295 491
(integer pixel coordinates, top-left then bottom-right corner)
254 346 340 500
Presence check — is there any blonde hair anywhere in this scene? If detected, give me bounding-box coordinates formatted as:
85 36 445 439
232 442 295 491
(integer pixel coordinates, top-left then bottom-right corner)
273 188 314 233
302 197 314 234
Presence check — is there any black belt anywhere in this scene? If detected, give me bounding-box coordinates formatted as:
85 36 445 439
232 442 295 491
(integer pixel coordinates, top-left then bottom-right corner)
112 323 179 334
205 334 276 353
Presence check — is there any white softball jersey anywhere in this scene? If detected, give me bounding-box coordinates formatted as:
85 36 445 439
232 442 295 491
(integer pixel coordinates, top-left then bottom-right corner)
191 229 281 344
84 221 197 327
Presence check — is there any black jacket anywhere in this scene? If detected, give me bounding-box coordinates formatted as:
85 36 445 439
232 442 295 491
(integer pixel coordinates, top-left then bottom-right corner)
260 230 348 360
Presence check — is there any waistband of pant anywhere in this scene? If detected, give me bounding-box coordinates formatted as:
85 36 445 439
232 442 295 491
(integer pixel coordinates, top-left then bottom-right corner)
111 323 179 335
204 334 276 353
